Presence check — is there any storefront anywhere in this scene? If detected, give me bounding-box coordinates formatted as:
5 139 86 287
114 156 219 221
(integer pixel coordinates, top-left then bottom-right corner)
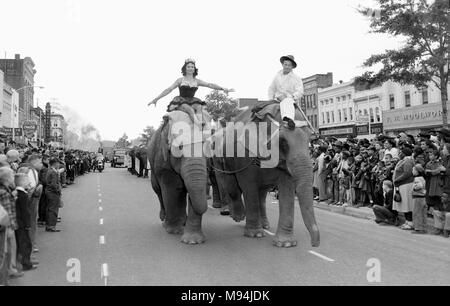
383 102 448 136
356 123 383 137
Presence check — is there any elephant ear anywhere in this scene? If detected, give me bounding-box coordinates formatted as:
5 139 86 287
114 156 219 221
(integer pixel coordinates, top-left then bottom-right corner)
160 116 170 162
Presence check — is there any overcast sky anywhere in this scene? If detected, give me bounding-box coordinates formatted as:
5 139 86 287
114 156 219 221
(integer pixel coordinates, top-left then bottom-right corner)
0 0 403 141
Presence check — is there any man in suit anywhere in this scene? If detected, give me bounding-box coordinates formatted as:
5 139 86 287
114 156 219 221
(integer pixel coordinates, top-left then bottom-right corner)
45 158 62 232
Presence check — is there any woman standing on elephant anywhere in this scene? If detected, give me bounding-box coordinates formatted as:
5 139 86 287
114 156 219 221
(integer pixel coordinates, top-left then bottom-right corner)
148 58 234 126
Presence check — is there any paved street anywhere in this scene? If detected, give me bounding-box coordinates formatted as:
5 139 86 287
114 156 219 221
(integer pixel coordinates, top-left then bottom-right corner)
10 165 450 286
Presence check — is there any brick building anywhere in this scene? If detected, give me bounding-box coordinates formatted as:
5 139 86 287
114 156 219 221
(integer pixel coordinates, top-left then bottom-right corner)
0 54 37 126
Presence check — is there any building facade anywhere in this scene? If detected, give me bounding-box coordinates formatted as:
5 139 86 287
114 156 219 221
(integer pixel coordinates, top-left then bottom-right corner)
302 73 333 130
381 80 450 135
317 80 357 138
353 81 384 138
0 54 36 126
31 106 46 145
1 70 20 140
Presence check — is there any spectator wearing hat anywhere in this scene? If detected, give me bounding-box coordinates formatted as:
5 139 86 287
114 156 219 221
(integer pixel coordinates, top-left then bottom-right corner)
268 55 304 130
45 158 61 232
411 164 427 234
393 147 415 230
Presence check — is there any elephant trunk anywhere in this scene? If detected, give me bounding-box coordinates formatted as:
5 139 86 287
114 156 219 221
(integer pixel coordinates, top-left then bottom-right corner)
287 154 320 247
181 158 208 215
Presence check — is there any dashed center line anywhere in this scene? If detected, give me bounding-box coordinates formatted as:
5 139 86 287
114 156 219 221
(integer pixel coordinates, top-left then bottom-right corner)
99 207 103 211
99 235 105 244
98 199 102 203
309 250 335 262
101 263 109 286
99 218 104 225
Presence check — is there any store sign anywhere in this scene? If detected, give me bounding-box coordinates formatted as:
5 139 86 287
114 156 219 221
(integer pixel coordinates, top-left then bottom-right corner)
2 127 13 137
383 103 448 130
320 126 355 137
22 120 38 138
356 123 383 136
14 128 23 137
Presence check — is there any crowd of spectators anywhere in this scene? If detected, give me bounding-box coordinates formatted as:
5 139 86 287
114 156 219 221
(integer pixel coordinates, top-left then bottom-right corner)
311 130 450 237
0 139 100 285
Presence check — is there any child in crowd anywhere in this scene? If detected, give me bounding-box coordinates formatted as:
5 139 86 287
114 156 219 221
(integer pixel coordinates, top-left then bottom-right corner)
432 192 450 237
411 164 427 234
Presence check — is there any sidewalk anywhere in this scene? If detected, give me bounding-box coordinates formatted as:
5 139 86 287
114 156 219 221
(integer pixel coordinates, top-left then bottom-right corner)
312 200 435 228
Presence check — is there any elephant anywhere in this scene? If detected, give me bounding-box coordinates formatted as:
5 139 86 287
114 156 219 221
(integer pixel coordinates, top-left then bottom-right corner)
211 102 320 248
147 111 211 244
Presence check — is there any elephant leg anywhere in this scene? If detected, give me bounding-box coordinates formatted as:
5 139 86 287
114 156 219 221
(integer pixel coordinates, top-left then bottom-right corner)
181 197 206 244
210 172 222 208
160 172 187 235
238 169 265 238
150 171 165 221
297 180 320 247
221 173 245 222
258 189 270 230
273 175 298 248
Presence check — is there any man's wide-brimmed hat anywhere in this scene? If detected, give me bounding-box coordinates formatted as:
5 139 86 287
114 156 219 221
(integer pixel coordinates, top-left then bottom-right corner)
280 55 297 68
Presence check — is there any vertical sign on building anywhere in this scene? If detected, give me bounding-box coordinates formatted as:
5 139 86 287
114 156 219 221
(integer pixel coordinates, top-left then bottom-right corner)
45 102 51 143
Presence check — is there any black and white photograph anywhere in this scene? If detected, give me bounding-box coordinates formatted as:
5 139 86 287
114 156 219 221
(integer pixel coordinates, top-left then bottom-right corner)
0 0 449 292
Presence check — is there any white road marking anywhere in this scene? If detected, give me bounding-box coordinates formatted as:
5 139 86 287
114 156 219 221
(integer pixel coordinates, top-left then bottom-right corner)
98 199 102 203
99 207 103 211
101 263 109 286
264 229 275 236
308 250 335 262
99 218 103 225
99 193 102 197
99 235 105 244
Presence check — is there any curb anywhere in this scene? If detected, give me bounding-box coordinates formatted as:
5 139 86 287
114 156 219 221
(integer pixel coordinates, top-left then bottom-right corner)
313 201 375 220
313 200 435 228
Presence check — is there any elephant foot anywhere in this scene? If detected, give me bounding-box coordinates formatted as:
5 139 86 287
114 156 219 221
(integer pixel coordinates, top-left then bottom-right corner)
262 218 270 230
231 213 245 222
181 231 206 245
244 227 265 238
310 226 320 247
212 201 222 209
272 235 298 248
162 222 184 235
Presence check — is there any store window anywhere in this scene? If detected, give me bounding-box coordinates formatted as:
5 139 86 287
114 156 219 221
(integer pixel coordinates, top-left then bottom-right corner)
422 89 428 104
389 94 395 109
405 91 411 107
349 107 353 121
375 107 381 122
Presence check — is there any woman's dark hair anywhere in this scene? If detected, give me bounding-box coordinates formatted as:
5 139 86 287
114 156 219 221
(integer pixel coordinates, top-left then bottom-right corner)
401 147 413 157
319 145 328 153
181 61 198 77
413 146 423 156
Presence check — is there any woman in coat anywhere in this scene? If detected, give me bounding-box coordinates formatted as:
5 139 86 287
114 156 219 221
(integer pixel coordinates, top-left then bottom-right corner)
393 147 415 230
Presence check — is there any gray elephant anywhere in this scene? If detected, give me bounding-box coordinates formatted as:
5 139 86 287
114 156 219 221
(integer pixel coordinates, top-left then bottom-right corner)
147 111 210 244
211 103 320 248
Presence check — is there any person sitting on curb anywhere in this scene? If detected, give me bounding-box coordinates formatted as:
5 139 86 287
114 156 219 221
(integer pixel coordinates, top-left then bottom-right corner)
372 180 398 226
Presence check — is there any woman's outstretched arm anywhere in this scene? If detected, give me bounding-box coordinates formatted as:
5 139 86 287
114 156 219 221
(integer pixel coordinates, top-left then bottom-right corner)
148 78 181 106
197 79 234 94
